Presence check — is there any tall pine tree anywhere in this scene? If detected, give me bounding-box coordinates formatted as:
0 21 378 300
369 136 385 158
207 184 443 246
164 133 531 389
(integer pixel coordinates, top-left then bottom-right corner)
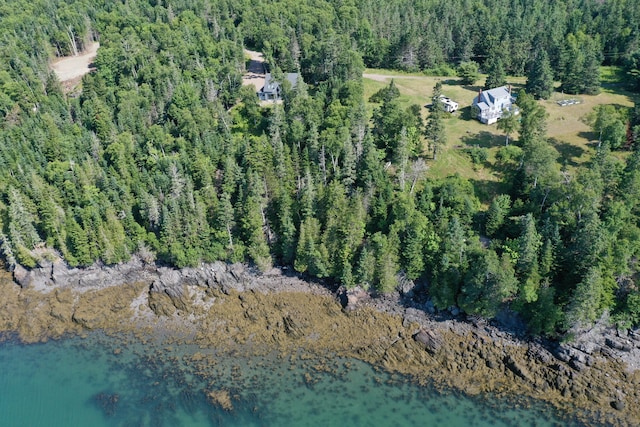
526 49 554 100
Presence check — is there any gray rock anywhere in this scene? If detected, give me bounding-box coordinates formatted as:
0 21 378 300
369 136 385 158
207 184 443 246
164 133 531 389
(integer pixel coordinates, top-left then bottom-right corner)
52 261 74 285
282 315 304 338
12 264 31 288
210 262 246 294
150 269 195 312
551 345 572 363
528 343 553 364
344 286 370 312
397 276 417 299
424 300 436 314
611 400 625 411
402 308 424 328
413 329 443 355
569 359 586 372
606 338 633 352
504 355 533 382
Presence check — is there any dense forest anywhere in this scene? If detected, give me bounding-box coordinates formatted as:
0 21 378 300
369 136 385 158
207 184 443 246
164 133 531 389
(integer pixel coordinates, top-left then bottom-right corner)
2 0 640 336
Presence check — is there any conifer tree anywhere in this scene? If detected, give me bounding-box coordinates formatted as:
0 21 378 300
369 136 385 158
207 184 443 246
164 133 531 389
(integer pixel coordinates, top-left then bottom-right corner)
483 54 507 90
457 61 480 86
425 83 446 160
516 214 542 303
526 49 554 100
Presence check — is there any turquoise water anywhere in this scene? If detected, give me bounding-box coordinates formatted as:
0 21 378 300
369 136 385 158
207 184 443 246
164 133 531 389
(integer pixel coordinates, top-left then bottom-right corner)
0 332 585 427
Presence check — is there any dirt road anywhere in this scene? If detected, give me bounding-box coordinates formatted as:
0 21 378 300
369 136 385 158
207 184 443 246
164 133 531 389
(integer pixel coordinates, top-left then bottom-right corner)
363 73 426 82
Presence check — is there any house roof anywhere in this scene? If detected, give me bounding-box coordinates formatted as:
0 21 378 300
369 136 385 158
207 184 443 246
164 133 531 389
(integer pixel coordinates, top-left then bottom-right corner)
474 86 513 110
262 73 300 94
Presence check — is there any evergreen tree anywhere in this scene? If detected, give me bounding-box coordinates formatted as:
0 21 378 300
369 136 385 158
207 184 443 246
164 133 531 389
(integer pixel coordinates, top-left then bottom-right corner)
485 194 511 237
516 214 542 303
517 90 548 145
565 267 608 328
560 32 602 95
526 49 554 100
425 83 446 160
483 53 507 90
457 61 480 86
459 249 517 318
430 216 467 309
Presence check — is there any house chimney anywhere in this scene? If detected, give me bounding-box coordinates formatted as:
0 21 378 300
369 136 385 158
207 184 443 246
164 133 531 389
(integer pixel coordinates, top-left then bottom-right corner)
478 88 482 100
508 85 512 94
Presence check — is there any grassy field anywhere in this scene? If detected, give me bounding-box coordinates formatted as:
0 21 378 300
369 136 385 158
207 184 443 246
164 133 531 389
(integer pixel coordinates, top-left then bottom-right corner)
363 67 637 203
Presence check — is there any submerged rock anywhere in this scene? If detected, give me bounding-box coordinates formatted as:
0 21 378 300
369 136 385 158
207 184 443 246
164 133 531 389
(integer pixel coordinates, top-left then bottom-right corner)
206 389 233 411
94 392 119 417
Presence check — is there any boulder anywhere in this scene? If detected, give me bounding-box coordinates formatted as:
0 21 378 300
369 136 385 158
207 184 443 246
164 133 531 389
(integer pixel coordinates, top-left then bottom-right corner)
343 286 370 312
413 329 443 355
150 278 191 313
504 355 533 382
611 400 625 411
282 314 304 338
397 276 417 299
605 337 633 352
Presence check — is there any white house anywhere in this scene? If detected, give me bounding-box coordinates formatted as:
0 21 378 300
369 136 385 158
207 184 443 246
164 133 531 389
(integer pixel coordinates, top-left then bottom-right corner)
472 86 517 124
438 95 459 113
259 73 300 101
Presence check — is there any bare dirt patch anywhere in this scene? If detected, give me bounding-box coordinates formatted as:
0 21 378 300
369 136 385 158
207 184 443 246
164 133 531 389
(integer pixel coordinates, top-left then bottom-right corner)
242 49 266 90
51 42 100 92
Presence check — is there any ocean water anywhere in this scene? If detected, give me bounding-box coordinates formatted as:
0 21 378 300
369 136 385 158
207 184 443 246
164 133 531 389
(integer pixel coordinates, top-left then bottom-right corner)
0 332 585 427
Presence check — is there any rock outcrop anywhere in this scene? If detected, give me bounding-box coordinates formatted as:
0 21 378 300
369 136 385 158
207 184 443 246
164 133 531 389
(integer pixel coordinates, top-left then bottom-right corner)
2 259 640 426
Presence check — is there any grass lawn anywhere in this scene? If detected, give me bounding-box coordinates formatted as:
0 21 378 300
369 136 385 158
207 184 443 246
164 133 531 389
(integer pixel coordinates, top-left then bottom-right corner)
363 67 637 204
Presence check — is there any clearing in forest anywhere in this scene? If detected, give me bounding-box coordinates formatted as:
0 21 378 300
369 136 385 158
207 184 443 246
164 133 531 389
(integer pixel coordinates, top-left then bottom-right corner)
363 69 636 201
243 49 266 91
51 42 100 92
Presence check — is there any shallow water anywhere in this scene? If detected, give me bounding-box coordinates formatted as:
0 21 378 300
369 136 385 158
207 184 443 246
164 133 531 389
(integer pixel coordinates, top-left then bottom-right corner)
0 332 586 427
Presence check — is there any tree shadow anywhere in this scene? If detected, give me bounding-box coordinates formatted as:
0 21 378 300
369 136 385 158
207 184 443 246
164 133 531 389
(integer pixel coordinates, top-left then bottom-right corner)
460 131 504 148
463 85 483 93
549 138 586 166
469 178 511 205
459 105 475 121
577 131 600 149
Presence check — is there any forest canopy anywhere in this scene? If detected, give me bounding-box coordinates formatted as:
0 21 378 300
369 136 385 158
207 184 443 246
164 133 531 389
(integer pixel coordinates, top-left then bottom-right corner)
1 0 640 336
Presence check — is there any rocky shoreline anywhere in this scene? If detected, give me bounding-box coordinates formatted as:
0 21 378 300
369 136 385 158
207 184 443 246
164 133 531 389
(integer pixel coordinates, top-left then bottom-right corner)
2 257 640 426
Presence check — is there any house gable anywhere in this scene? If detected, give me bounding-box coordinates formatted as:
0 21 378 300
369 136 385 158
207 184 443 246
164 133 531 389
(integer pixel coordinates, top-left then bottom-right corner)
259 73 301 101
472 86 516 124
